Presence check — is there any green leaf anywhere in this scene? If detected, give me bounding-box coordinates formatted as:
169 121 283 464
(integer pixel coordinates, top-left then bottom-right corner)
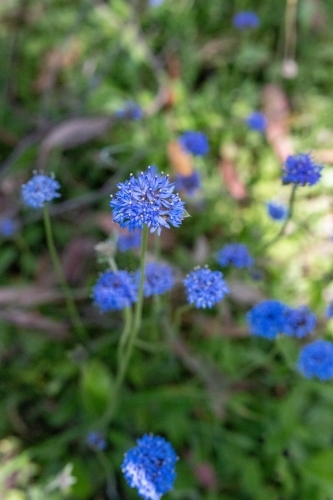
80 360 113 420
303 449 333 484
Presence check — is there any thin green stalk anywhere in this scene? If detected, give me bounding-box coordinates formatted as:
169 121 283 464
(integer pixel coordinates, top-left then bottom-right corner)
174 303 193 333
117 306 132 366
43 206 87 343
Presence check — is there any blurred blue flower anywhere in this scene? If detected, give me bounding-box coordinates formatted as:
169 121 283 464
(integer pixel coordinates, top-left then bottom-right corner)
93 270 137 312
217 243 254 269
136 262 174 297
87 431 107 451
0 217 18 237
297 340 333 380
183 266 229 309
115 101 143 120
122 434 177 500
283 306 316 338
179 132 209 156
325 302 333 319
247 300 287 339
266 201 288 221
110 166 185 235
246 112 266 132
282 154 323 186
22 173 61 209
117 229 142 252
175 171 201 196
149 0 164 6
233 11 260 29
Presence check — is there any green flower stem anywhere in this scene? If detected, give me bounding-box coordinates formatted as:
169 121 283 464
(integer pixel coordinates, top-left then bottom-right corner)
117 306 132 366
42 206 87 343
174 303 193 333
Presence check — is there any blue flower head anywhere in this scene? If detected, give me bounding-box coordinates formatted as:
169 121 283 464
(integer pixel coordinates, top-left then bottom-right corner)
283 306 316 338
110 167 185 236
246 112 266 132
233 11 260 29
21 173 61 209
87 431 107 451
93 270 137 312
117 229 142 252
183 266 229 309
179 132 209 156
0 217 18 237
282 154 323 186
217 243 254 269
325 302 333 319
136 262 174 297
149 0 164 6
266 201 288 221
115 101 143 120
297 340 333 380
247 300 287 339
175 171 201 196
122 434 177 500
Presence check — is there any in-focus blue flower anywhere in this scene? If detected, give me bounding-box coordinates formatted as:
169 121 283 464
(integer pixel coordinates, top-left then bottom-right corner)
266 201 288 221
183 266 229 309
247 300 287 339
282 154 323 186
93 270 137 312
22 173 61 209
217 243 254 269
87 431 107 451
283 306 316 338
297 340 333 380
0 217 18 237
117 229 142 252
246 111 266 132
136 262 174 297
115 101 143 120
179 132 209 156
325 302 333 319
122 434 177 500
110 167 185 236
175 171 201 196
233 11 260 29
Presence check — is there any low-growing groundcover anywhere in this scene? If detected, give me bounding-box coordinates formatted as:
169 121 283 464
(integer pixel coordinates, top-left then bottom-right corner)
1 0 333 499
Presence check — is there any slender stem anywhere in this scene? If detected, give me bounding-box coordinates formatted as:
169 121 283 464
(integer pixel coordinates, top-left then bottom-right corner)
42 206 87 343
117 306 132 366
174 303 193 333
95 450 119 500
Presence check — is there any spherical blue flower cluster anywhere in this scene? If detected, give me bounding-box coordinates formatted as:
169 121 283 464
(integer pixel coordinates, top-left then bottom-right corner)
217 243 254 269
122 434 177 500
87 431 107 451
179 132 209 156
297 340 333 380
21 173 61 209
93 270 137 312
110 167 185 236
282 154 323 186
325 302 333 319
266 201 288 221
233 11 260 29
137 262 174 297
283 306 316 338
117 229 142 252
175 171 201 196
116 101 143 120
0 217 18 237
183 266 229 309
247 300 287 339
246 112 266 132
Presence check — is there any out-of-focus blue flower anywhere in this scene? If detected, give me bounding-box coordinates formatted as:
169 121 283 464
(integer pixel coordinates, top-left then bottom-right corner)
183 266 229 309
266 201 288 221
325 302 333 319
149 0 164 6
136 262 174 297
93 270 137 312
117 229 142 252
110 166 185 236
115 101 143 120
175 171 201 196
217 243 254 269
0 217 18 237
233 11 260 29
122 434 177 500
22 173 61 209
247 300 287 339
297 340 333 380
283 306 316 338
179 132 209 156
87 431 107 451
246 112 266 132
282 154 323 186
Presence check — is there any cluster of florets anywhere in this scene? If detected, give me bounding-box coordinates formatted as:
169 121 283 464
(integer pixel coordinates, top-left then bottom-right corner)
137 262 174 297
122 434 177 500
0 217 18 237
175 171 201 196
117 229 142 252
93 270 137 311
266 201 288 221
87 431 107 451
110 167 185 235
282 154 323 186
246 112 266 132
233 11 260 29
297 340 333 380
217 243 254 269
183 266 229 309
283 306 316 339
179 132 209 156
21 173 61 209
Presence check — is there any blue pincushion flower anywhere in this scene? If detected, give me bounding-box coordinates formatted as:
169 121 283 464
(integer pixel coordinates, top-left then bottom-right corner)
87 431 107 451
247 300 287 339
282 154 323 186
0 217 18 237
179 132 209 156
175 171 201 196
183 266 229 309
118 229 142 252
266 201 288 221
283 306 316 338
233 11 260 29
122 434 177 500
136 262 174 297
21 173 61 209
93 270 137 312
325 302 333 319
246 112 266 132
297 340 333 380
217 243 254 269
110 167 185 236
